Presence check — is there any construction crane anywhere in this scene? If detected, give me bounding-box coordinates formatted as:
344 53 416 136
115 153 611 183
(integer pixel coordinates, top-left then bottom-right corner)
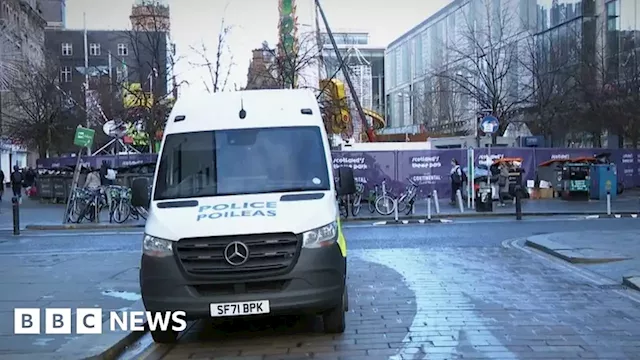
314 0 375 142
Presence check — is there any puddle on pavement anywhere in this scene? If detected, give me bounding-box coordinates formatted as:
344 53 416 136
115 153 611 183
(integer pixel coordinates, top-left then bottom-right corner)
32 338 55 346
101 290 141 301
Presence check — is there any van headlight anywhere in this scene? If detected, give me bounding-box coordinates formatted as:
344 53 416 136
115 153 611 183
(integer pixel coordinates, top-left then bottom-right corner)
302 221 338 249
143 234 173 257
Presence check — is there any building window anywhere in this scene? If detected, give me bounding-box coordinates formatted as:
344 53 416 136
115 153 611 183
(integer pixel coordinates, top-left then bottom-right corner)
61 43 72 56
117 43 128 56
60 66 72 82
89 43 100 56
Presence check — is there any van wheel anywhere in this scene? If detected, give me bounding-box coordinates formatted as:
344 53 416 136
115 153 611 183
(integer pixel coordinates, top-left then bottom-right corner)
150 328 178 344
322 288 346 333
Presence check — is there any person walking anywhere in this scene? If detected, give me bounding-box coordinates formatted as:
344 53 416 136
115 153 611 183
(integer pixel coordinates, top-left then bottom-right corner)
450 159 464 205
0 168 5 202
10 165 23 203
498 163 510 206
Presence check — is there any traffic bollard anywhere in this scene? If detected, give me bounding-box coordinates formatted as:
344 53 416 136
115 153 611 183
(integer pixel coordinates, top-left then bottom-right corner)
12 196 20 235
432 190 440 214
427 194 432 220
456 189 464 213
393 198 399 222
515 187 522 220
606 190 611 216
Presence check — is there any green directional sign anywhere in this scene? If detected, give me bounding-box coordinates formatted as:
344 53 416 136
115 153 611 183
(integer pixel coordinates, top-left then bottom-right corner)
74 126 95 148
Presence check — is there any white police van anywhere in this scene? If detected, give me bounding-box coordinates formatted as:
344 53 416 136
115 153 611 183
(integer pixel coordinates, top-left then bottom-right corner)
138 89 354 343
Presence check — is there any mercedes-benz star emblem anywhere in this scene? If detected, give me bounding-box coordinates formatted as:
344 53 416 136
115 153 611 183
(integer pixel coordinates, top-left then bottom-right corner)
224 241 249 266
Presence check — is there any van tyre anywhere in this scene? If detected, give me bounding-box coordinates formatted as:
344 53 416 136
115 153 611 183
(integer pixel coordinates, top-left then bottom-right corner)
150 328 178 344
322 288 346 334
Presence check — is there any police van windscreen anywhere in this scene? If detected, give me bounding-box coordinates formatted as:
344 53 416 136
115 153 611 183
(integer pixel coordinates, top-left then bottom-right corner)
153 126 330 200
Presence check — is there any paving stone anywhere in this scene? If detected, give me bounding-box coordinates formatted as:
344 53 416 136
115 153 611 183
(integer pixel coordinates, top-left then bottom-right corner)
157 247 640 359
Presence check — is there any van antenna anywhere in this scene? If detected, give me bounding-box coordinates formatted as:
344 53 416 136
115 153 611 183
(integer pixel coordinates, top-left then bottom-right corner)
239 97 246 119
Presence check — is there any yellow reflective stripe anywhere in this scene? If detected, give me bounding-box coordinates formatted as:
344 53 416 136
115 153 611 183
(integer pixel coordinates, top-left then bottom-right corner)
337 217 346 257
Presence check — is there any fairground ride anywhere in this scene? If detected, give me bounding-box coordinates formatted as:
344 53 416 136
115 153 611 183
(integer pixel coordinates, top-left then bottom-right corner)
276 0 382 141
317 45 385 142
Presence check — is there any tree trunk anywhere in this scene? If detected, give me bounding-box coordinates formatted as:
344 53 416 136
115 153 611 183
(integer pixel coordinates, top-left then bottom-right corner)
38 145 47 159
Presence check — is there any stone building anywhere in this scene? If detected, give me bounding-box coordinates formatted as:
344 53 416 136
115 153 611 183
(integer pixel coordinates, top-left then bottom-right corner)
39 0 65 29
0 0 47 172
130 0 170 32
245 44 279 90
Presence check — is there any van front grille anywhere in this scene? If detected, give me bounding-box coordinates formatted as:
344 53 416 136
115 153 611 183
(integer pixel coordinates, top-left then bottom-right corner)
175 233 300 278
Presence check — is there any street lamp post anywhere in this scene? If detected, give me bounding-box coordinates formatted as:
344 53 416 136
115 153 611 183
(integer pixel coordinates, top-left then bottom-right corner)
147 68 157 153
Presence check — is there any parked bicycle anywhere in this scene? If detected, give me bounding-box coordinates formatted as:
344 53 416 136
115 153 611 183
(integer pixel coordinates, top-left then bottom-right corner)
335 180 364 218
111 183 152 223
66 187 108 223
370 179 393 215
350 182 364 216
373 178 419 216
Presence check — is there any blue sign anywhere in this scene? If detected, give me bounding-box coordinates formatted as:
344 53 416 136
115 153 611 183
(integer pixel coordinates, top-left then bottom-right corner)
480 115 499 134
197 202 277 221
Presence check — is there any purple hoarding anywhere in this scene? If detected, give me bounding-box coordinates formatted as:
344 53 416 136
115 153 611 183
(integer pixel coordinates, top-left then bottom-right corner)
35 148 640 191
331 151 397 193
396 149 464 197
613 150 635 187
37 154 157 169
533 148 595 165
637 151 640 187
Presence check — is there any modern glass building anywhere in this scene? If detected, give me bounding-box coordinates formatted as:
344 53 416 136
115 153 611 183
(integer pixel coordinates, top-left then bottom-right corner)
383 0 633 138
384 0 535 134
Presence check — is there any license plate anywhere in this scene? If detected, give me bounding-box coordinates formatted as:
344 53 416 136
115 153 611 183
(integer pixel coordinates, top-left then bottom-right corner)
210 300 270 317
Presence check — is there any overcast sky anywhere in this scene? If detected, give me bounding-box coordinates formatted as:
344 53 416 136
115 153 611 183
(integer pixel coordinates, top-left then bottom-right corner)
65 0 449 90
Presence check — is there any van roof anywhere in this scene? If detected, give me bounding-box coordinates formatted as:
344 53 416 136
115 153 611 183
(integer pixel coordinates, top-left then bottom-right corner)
164 89 323 134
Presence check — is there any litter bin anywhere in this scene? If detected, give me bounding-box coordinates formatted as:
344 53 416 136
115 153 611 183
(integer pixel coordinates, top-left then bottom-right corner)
475 183 493 212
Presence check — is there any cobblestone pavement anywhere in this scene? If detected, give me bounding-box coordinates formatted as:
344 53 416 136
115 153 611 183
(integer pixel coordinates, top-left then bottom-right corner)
154 246 640 359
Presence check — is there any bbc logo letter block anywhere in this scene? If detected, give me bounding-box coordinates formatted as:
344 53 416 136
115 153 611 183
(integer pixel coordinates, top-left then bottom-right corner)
14 308 187 334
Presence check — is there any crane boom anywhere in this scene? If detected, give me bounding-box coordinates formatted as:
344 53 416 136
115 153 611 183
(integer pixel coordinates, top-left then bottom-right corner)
314 0 375 142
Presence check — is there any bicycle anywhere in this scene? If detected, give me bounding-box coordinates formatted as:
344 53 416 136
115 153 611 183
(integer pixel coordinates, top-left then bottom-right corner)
367 186 378 213
108 185 132 224
374 178 419 216
70 187 108 223
373 179 395 216
351 182 364 216
396 178 419 215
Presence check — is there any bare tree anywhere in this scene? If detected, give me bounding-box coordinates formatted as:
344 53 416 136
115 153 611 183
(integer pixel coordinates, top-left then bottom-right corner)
519 29 576 145
616 45 640 147
250 31 323 90
413 75 466 135
435 0 525 140
2 59 80 157
595 23 640 147
117 6 176 152
189 19 234 93
567 16 638 147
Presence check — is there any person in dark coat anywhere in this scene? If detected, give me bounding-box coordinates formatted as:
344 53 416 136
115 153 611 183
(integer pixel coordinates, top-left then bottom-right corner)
100 161 109 186
10 165 23 199
0 169 5 201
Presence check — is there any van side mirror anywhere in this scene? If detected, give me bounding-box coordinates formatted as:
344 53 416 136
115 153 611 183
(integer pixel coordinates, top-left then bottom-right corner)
131 177 150 208
335 167 356 196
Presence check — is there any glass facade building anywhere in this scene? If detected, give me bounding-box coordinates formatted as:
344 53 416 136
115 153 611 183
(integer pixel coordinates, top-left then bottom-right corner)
384 0 634 135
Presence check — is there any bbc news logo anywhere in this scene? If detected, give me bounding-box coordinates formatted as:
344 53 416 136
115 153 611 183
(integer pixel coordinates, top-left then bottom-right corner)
14 308 187 334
